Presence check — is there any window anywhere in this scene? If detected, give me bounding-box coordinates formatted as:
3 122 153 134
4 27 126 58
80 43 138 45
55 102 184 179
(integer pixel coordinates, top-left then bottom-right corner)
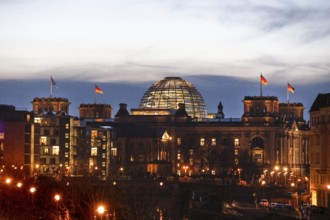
234 149 239 155
65 152 69 158
91 147 97 156
52 146 59 155
65 142 69 148
50 139 56 145
65 123 69 129
40 158 46 164
130 155 134 162
40 137 47 145
91 130 97 138
102 144 106 150
234 138 239 146
189 149 194 155
211 138 216 146
102 162 106 167
44 129 49 136
102 153 106 159
111 148 117 156
50 158 56 165
34 117 41 124
177 138 181 146
53 130 59 136
65 133 69 139
42 147 49 154
200 138 205 146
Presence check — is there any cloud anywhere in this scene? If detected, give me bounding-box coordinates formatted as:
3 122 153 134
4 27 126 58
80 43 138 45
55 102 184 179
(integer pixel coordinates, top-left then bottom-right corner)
0 0 330 86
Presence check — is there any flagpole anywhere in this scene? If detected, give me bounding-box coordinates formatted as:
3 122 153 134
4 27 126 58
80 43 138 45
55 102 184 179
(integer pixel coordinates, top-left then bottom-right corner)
94 85 97 104
287 83 289 103
50 77 53 98
260 73 262 97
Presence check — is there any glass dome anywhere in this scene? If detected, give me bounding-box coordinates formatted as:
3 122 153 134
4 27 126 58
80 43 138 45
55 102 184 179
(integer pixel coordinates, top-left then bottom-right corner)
139 77 207 119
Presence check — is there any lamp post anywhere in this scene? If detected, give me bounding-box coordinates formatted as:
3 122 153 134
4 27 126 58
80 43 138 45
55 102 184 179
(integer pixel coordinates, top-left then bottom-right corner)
54 194 61 219
283 167 288 187
183 165 188 180
30 186 37 212
238 168 242 184
96 205 106 220
274 165 279 185
261 180 266 197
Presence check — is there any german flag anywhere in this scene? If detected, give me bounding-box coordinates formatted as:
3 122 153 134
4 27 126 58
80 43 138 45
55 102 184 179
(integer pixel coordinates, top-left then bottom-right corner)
95 84 104 94
288 83 295 93
261 74 268 85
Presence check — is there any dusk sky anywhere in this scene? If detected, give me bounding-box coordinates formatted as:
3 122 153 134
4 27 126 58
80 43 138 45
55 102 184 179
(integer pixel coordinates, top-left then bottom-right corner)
0 0 329 118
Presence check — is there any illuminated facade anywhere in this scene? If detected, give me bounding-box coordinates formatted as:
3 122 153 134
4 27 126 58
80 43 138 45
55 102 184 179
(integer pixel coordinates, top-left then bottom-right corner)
138 77 207 119
32 97 77 176
309 93 330 208
113 93 309 185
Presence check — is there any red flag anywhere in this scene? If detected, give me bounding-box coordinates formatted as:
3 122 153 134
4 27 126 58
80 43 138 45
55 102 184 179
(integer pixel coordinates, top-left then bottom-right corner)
260 74 268 85
95 84 104 94
288 83 295 93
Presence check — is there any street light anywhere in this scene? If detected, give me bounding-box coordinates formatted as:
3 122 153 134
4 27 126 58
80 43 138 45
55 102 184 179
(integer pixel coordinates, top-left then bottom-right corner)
238 168 242 184
30 186 36 193
17 182 23 188
182 165 189 180
54 194 61 202
5 178 12 185
96 205 106 220
30 186 37 209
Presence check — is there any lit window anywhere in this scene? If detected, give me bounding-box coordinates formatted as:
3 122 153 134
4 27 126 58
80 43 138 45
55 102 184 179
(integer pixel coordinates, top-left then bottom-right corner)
211 138 216 146
65 152 69 158
130 155 134 162
200 138 205 146
40 136 47 145
235 149 239 155
177 138 181 146
52 146 59 155
102 144 106 150
102 153 106 159
102 162 106 167
65 142 69 148
65 162 68 166
91 147 97 156
34 117 41 124
102 170 105 175
111 148 117 157
65 133 69 139
234 138 239 146
42 147 49 154
65 123 69 129
189 149 194 155
177 153 181 160
91 130 98 138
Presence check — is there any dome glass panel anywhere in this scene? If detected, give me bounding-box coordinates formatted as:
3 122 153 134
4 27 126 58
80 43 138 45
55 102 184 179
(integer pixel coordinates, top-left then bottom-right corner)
139 77 207 119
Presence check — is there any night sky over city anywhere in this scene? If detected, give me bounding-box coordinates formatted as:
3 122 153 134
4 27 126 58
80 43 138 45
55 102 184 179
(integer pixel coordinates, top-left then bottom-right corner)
1 0 330 117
